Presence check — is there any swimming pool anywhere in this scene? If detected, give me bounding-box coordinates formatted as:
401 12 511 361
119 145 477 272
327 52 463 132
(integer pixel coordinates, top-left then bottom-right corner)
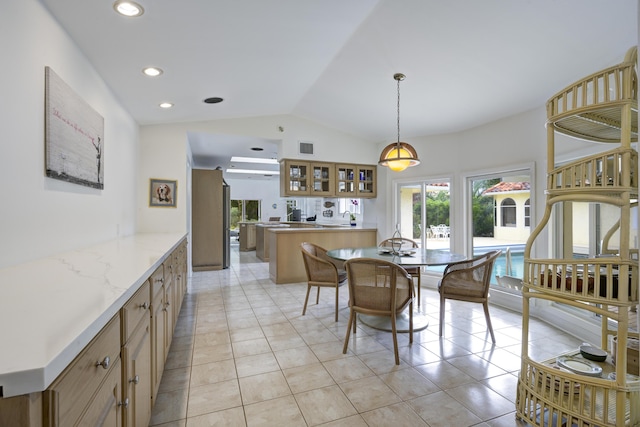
425 245 525 285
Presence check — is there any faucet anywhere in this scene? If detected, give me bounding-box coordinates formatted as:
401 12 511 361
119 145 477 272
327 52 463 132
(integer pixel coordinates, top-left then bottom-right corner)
343 211 355 223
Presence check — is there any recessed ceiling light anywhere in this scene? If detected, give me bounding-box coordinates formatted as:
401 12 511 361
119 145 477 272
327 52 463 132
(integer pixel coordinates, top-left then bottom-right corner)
204 97 224 104
230 156 278 165
113 1 144 17
143 67 163 77
226 169 280 175
159 102 173 109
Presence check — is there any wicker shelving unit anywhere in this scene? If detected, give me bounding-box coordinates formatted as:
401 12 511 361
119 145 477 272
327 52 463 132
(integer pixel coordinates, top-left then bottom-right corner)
516 47 639 427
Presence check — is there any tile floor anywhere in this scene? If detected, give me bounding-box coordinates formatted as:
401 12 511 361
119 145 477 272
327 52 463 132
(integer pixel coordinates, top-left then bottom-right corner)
149 242 584 427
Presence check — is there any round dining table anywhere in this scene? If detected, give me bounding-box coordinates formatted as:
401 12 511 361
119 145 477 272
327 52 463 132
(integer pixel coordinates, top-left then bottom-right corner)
327 246 466 332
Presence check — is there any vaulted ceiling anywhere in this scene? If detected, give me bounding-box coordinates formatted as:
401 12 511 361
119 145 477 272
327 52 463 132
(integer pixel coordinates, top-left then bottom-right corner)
40 0 637 177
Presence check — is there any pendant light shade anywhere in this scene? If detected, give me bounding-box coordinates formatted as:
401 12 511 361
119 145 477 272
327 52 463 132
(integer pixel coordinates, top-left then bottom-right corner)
378 142 420 171
379 73 420 172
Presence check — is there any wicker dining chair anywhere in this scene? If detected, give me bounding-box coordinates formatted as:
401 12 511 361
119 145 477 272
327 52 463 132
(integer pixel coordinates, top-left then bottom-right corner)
343 257 414 364
300 242 347 322
379 237 422 305
438 250 502 343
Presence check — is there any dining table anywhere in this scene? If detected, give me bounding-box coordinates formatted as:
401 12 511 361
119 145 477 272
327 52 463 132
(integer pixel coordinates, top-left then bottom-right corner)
326 246 466 332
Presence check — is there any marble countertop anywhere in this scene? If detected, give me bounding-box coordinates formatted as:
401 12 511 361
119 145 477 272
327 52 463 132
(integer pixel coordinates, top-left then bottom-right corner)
0 232 186 398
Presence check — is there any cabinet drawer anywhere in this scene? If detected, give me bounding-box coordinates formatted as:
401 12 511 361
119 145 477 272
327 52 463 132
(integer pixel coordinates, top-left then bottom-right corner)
150 265 164 300
121 280 150 344
44 315 121 427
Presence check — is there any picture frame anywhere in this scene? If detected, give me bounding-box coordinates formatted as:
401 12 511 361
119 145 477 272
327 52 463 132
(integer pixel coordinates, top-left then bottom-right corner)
149 178 177 208
45 66 105 189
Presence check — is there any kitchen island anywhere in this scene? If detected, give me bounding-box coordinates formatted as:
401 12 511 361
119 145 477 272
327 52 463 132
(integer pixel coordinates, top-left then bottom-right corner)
268 224 377 284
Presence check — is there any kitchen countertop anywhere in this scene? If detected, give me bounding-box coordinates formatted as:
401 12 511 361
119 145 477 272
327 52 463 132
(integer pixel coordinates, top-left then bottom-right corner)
269 223 377 231
0 232 186 398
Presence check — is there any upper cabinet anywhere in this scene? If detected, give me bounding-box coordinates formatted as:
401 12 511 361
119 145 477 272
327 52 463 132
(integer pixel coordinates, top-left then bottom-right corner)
310 162 335 197
281 159 376 198
356 165 376 197
336 164 377 198
280 160 310 196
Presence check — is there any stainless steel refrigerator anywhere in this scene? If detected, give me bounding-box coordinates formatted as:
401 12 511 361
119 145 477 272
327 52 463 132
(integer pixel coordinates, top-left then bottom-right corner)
222 179 230 269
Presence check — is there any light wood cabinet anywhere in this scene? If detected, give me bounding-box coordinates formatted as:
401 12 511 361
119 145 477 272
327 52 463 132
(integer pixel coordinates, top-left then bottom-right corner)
309 162 334 197
122 317 151 427
335 164 357 196
356 165 376 197
281 159 376 198
75 357 123 427
336 164 377 197
280 160 311 196
163 273 175 358
43 315 122 426
192 169 225 270
121 281 151 427
149 265 166 403
0 237 187 427
239 222 257 251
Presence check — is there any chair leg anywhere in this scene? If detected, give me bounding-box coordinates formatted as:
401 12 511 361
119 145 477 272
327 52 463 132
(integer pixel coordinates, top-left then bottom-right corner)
316 286 321 304
302 285 312 316
483 302 496 344
343 309 355 354
416 274 421 307
334 286 339 322
439 294 445 338
391 312 400 365
409 300 413 344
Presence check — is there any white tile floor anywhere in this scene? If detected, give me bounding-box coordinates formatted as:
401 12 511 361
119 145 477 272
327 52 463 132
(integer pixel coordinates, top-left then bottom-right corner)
149 242 583 426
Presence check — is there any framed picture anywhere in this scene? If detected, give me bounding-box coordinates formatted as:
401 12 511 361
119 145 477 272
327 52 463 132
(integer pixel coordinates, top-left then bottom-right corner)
149 179 177 207
45 67 105 189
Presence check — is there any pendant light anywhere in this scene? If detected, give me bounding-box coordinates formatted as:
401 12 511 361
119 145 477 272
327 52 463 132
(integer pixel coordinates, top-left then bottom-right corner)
378 73 420 172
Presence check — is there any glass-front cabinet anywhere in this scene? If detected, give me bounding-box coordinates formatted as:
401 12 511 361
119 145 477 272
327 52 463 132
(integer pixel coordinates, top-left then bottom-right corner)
280 160 310 196
357 165 376 197
336 164 357 196
281 159 376 198
310 162 334 197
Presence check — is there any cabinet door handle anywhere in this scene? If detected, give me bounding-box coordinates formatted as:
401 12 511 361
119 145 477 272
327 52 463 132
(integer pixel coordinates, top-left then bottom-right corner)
158 277 164 283
118 398 129 408
139 302 149 310
129 375 140 385
96 356 110 370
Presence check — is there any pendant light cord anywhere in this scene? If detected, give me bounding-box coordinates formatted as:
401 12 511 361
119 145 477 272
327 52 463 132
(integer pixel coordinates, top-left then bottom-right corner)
397 77 401 145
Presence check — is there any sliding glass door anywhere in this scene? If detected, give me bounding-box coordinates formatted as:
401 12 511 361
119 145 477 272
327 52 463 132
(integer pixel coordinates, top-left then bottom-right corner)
397 179 451 272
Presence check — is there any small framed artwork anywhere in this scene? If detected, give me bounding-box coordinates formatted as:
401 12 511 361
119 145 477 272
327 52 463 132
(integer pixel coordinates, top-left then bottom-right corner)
149 179 177 207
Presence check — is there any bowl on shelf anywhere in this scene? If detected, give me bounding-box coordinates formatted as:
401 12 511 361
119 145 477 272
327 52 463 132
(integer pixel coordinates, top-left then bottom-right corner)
579 345 607 362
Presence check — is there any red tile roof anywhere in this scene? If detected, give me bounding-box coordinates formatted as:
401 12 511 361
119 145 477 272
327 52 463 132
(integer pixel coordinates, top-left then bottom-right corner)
482 181 530 195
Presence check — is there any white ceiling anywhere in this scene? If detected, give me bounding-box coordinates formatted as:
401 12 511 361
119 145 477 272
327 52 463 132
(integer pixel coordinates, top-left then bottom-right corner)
40 0 637 179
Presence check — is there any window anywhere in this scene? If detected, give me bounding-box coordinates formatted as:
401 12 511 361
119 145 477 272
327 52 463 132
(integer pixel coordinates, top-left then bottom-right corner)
467 167 532 287
501 198 517 227
338 198 361 215
230 199 261 229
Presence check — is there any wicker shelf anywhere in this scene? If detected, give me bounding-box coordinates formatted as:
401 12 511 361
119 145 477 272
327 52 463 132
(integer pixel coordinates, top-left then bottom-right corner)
516 47 639 427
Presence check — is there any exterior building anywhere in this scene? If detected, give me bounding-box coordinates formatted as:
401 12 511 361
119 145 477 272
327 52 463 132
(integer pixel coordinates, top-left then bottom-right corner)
482 181 531 242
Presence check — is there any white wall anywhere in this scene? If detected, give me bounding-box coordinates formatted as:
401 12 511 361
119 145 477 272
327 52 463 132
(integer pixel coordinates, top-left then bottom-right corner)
137 114 376 231
0 0 139 269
